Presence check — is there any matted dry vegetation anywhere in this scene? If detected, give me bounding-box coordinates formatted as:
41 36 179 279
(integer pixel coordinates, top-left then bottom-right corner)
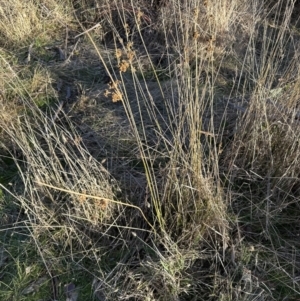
0 0 300 300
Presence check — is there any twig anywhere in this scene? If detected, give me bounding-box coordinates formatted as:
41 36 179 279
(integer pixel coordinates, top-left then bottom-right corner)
74 23 101 39
35 181 155 232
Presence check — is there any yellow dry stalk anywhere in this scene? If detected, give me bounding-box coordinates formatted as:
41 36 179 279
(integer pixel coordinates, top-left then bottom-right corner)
124 23 130 37
183 46 190 65
116 48 122 60
126 41 133 51
112 89 123 102
104 88 122 102
127 50 135 62
104 80 123 102
123 42 135 63
137 8 143 25
115 43 135 66
109 80 121 89
104 89 111 97
119 59 130 72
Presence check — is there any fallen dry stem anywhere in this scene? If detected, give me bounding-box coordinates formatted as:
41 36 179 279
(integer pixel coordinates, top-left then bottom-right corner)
35 180 155 232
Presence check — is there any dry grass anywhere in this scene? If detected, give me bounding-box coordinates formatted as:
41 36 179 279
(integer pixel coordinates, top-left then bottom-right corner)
0 0 300 300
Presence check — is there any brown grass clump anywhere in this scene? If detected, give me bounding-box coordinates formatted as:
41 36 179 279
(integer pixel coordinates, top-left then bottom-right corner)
0 98 119 230
0 0 73 48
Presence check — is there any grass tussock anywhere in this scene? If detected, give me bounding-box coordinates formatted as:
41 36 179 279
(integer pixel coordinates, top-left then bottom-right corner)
0 0 300 300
